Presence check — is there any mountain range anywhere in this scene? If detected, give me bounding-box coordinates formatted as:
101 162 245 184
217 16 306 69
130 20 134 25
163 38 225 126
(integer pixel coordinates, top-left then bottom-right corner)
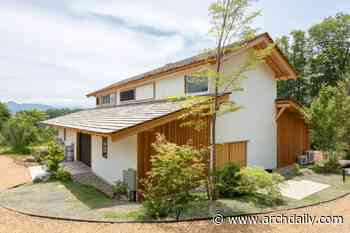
6 101 53 113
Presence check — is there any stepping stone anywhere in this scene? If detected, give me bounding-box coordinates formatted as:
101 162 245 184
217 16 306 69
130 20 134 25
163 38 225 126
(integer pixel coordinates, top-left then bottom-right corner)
280 180 330 200
28 166 50 181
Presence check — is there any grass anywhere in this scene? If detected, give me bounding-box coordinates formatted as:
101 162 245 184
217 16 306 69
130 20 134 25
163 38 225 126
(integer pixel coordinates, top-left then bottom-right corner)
0 144 48 157
60 181 114 209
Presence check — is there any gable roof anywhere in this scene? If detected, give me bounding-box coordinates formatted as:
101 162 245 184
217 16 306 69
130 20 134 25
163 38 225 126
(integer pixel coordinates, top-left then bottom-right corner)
87 33 297 97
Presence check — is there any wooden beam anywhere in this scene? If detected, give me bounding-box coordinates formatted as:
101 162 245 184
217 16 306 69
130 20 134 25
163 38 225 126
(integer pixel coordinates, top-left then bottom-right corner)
276 105 288 121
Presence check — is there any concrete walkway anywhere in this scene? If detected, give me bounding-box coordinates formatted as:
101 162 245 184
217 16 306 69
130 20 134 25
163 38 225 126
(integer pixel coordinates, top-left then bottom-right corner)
280 180 330 200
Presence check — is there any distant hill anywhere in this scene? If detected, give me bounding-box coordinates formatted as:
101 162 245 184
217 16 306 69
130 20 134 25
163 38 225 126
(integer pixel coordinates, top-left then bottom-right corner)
6 101 53 114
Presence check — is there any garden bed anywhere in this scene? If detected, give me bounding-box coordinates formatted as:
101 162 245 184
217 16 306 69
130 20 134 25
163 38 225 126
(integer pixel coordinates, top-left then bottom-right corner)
0 170 350 222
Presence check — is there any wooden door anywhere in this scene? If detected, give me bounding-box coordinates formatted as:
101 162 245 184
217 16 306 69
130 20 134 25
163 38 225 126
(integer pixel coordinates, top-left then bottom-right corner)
78 133 91 167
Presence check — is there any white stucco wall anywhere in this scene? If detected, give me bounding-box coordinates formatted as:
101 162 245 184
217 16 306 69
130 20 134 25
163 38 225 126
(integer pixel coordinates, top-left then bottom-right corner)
215 52 277 169
151 51 277 169
57 128 78 160
136 83 154 100
91 135 137 184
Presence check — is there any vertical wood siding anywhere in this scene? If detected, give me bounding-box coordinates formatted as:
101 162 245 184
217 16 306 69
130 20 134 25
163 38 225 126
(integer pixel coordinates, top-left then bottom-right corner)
137 118 211 186
215 141 248 168
277 110 309 168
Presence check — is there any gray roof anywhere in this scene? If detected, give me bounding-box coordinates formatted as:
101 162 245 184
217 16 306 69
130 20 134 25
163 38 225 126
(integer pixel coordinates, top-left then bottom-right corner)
43 100 183 134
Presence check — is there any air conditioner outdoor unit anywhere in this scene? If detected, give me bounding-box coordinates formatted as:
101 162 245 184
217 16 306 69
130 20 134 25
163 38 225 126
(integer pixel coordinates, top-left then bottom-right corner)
305 151 315 164
297 155 308 166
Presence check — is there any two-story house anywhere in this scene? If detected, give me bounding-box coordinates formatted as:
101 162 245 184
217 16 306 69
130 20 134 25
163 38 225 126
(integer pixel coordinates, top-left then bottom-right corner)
44 33 309 188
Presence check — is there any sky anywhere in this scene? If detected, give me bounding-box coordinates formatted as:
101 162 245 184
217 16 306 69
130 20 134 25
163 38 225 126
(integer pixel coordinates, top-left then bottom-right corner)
1 0 349 108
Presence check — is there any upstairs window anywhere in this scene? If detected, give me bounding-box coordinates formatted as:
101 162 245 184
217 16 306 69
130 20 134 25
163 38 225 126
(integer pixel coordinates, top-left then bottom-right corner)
185 76 209 94
102 136 108 158
102 95 111 105
120 89 135 102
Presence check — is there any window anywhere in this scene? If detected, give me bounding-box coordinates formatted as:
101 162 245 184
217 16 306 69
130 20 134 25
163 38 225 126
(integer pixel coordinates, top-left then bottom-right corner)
63 128 67 141
120 89 135 102
102 136 108 158
185 76 209 94
96 97 100 106
102 95 111 105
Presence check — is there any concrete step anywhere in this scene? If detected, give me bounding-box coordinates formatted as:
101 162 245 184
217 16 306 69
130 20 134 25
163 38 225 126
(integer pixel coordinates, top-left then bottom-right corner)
72 173 114 198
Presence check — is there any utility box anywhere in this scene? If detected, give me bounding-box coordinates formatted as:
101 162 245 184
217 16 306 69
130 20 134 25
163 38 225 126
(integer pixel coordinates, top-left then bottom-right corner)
123 169 137 202
64 144 74 162
123 169 137 191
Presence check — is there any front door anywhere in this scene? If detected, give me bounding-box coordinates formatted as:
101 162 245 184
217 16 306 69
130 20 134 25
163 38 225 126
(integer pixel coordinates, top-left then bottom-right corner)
79 133 91 167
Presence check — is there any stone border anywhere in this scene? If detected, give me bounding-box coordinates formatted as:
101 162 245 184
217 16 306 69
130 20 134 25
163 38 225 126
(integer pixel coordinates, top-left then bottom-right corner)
1 183 350 224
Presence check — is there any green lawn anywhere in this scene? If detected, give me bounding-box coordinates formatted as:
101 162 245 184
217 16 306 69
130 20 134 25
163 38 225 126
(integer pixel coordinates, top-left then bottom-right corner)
0 145 47 157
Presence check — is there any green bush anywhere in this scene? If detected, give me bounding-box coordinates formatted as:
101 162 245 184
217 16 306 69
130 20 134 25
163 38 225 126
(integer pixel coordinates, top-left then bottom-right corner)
237 167 285 205
33 148 49 163
215 163 241 198
55 167 71 181
44 140 64 174
1 109 48 152
316 152 341 173
113 180 128 200
142 134 206 219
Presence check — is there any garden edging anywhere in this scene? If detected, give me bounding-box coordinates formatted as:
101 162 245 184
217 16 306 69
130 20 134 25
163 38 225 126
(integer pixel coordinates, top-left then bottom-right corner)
1 183 350 224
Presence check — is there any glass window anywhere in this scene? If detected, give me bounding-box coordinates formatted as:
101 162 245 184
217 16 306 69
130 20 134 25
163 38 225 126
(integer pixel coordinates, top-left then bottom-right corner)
120 89 135 102
63 128 66 141
102 95 111 104
102 136 108 158
185 76 208 94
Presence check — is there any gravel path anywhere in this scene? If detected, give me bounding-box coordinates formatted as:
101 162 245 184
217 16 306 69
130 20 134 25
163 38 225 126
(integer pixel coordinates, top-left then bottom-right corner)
0 155 349 233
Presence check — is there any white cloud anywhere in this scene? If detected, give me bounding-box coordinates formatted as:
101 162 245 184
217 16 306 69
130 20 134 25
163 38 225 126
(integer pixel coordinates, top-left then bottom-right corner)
0 1 196 107
69 0 212 37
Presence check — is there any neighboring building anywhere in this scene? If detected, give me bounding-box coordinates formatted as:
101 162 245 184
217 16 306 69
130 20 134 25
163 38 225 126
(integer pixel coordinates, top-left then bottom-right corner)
44 33 309 188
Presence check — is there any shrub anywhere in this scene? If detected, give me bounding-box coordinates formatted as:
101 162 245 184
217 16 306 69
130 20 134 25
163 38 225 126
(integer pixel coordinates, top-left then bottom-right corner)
237 167 284 205
142 134 206 219
113 180 128 200
55 167 71 181
44 140 64 174
33 148 49 163
1 116 38 153
215 163 241 198
319 152 341 173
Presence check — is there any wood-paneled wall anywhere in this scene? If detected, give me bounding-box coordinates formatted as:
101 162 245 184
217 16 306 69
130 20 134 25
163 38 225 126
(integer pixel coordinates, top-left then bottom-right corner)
137 118 211 184
277 110 309 167
215 141 248 168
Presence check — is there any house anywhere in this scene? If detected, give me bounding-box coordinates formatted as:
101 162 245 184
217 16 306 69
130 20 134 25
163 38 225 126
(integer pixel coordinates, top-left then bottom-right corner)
43 33 309 189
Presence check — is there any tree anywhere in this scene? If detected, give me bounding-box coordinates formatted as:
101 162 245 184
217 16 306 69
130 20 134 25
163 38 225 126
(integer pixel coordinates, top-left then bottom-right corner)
303 76 350 154
177 0 273 200
46 108 82 119
277 31 311 104
277 13 350 104
1 109 49 152
142 134 206 219
0 102 11 131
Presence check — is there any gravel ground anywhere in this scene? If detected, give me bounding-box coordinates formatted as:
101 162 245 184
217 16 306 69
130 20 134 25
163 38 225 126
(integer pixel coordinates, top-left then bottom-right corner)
0 155 349 233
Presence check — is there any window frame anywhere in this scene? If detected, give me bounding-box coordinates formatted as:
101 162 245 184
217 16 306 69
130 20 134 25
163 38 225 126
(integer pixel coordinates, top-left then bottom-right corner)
102 95 111 105
102 136 108 158
184 75 209 94
63 128 67 141
120 89 136 102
